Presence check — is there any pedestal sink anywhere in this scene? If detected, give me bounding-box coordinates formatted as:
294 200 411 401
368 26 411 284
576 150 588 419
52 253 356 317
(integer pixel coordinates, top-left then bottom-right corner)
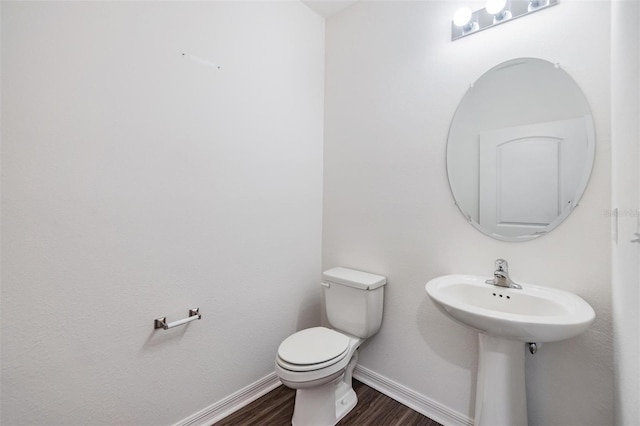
425 274 595 426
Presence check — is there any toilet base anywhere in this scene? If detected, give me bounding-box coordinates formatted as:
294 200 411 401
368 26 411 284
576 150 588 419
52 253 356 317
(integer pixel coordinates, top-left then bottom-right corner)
334 381 357 423
291 377 357 426
291 351 359 426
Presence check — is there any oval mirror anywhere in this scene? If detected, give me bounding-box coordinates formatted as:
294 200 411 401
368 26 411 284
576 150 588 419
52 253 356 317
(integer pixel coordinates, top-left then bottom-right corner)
447 58 595 241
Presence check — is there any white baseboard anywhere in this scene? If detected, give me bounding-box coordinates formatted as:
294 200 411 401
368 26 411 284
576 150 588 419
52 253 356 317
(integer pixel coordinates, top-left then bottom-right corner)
353 365 474 426
175 372 281 426
176 366 473 426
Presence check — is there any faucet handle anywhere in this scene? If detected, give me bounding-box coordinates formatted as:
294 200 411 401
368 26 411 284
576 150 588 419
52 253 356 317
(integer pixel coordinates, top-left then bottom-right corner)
495 258 508 272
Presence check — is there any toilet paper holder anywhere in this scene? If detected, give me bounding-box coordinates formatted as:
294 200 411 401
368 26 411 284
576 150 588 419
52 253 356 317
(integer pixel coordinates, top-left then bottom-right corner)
154 308 201 330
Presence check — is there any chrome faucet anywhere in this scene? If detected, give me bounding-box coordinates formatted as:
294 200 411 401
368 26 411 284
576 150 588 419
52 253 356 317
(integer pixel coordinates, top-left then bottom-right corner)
486 259 522 289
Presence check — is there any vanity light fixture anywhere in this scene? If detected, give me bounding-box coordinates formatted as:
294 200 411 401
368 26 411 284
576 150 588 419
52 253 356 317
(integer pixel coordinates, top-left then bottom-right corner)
451 0 558 41
528 0 549 11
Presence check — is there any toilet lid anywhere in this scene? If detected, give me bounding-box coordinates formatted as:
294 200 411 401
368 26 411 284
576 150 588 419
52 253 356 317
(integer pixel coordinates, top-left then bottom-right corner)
278 327 349 366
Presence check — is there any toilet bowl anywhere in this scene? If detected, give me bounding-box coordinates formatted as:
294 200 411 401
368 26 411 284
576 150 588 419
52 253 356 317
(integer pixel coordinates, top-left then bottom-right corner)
275 327 363 425
274 267 386 426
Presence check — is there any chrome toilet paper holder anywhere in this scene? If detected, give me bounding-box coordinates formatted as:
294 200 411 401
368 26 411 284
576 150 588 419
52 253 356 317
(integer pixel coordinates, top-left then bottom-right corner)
154 308 201 330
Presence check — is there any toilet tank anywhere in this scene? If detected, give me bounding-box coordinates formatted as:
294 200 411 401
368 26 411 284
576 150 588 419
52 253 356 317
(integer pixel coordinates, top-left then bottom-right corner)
322 267 387 339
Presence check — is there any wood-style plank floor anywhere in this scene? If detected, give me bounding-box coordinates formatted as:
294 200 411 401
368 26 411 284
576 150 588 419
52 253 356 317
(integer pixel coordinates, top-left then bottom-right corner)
214 379 442 426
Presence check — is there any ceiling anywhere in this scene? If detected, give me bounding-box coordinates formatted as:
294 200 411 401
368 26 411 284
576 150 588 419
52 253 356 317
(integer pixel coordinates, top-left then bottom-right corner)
300 0 359 18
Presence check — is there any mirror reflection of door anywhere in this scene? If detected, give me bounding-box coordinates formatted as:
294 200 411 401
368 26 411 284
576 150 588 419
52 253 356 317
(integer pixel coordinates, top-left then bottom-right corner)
446 58 595 241
478 117 591 238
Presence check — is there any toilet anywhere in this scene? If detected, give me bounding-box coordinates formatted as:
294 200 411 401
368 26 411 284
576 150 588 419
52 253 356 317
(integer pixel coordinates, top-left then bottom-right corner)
275 267 387 426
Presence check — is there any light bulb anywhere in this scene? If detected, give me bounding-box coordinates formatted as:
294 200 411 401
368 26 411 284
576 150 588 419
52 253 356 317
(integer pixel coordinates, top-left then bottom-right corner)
486 0 511 22
452 7 478 34
486 0 507 15
453 7 472 28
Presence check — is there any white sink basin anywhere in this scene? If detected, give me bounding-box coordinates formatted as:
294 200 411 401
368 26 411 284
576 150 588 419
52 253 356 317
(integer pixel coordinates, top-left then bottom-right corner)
425 273 596 426
425 274 595 343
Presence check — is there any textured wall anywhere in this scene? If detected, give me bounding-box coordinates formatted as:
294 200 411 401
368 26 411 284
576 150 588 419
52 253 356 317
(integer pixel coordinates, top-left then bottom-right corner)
611 1 640 424
323 1 613 424
1 2 324 424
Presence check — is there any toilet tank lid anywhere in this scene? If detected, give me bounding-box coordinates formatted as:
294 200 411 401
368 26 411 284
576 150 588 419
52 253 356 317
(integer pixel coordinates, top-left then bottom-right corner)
322 267 387 290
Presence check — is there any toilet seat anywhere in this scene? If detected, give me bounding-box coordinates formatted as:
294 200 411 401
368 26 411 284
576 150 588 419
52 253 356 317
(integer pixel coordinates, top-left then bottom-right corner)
277 327 349 372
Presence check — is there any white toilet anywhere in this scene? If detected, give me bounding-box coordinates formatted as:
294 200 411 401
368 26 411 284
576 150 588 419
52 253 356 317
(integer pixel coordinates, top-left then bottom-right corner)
275 267 387 426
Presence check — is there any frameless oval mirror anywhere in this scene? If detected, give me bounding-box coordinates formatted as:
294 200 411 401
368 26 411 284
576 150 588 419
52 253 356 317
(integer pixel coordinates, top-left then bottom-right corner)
447 58 595 241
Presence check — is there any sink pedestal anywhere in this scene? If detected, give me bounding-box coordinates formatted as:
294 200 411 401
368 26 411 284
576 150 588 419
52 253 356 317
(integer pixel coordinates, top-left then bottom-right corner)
475 334 527 426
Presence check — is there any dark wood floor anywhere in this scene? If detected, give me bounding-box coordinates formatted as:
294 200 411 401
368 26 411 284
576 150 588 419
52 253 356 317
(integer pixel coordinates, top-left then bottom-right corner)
214 379 441 426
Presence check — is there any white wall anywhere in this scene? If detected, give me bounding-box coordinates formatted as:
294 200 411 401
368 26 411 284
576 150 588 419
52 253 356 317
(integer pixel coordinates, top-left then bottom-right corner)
1 2 324 425
611 1 640 424
2 1 623 425
323 1 613 425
